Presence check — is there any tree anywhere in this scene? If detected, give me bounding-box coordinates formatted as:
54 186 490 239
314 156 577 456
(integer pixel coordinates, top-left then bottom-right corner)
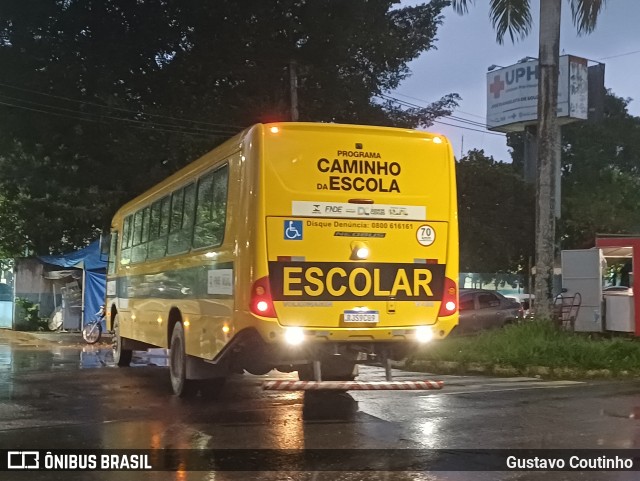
560 93 640 247
0 0 458 255
0 0 205 255
457 149 535 276
451 0 606 318
508 92 640 250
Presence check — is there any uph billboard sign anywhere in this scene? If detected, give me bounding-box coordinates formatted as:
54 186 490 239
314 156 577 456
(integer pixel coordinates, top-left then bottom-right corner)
486 55 588 132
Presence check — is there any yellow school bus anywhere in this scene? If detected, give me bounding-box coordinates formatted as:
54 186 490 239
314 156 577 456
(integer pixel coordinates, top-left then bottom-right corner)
105 122 458 395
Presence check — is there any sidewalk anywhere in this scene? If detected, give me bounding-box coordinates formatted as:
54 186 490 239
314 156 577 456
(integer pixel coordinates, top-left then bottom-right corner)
0 328 112 346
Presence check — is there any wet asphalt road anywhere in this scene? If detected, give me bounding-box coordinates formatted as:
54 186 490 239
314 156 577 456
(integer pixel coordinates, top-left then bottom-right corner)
2 332 640 480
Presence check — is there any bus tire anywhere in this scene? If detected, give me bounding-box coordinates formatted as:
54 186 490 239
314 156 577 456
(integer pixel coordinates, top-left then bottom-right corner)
112 315 132 367
169 322 195 397
298 359 357 382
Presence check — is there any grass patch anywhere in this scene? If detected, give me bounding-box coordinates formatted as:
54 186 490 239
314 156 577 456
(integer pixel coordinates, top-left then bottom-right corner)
410 321 640 373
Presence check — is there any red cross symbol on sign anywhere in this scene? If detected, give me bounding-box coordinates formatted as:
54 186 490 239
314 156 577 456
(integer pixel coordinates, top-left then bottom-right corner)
489 75 505 99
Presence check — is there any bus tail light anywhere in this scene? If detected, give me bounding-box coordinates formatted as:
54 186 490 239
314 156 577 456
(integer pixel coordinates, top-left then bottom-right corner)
250 276 277 318
438 277 457 317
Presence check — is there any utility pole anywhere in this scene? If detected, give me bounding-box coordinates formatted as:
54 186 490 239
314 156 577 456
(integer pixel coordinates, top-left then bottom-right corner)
289 60 299 121
533 0 562 319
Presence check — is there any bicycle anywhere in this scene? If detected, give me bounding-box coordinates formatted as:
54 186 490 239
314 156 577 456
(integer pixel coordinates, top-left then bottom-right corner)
82 305 105 344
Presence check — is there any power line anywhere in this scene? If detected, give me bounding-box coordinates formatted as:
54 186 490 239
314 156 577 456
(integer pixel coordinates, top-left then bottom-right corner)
395 45 640 115
598 49 640 61
391 91 486 120
378 93 488 126
0 100 224 139
379 93 496 130
377 93 505 136
0 92 239 136
0 80 244 130
431 118 503 135
450 109 485 120
0 100 102 123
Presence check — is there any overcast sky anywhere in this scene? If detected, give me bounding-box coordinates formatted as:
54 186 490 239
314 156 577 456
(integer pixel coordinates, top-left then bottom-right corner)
396 0 640 162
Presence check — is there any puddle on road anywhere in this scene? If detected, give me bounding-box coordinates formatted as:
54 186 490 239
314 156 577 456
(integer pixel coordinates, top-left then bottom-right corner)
81 346 169 369
0 342 169 372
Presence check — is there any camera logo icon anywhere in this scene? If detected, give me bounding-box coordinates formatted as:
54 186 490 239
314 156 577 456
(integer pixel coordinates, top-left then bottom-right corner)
7 451 39 469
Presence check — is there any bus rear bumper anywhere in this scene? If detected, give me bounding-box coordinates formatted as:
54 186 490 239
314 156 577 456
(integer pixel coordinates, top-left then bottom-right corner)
212 326 446 377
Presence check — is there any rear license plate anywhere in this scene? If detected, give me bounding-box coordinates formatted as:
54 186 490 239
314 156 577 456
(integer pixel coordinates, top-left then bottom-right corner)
344 310 379 323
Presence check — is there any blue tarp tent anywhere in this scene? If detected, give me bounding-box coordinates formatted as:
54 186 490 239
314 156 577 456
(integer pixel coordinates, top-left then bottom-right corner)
39 241 107 326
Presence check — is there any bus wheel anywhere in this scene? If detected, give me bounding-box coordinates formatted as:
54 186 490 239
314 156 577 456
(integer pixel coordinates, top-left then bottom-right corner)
112 315 132 367
169 322 195 396
298 359 357 381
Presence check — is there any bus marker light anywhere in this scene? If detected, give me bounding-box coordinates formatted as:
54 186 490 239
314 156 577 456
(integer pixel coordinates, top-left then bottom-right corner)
250 276 277 317
438 277 458 317
284 327 304 345
351 241 370 260
270 126 280 134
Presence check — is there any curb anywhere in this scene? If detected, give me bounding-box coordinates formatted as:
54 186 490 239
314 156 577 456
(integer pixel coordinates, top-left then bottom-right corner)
405 359 636 380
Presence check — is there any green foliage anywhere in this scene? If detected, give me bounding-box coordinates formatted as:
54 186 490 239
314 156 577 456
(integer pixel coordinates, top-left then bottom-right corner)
507 93 640 250
412 321 640 372
14 298 47 331
457 149 535 273
450 0 533 44
0 0 456 255
560 93 640 248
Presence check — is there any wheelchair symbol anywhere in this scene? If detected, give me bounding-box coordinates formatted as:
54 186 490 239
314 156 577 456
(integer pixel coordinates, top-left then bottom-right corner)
284 220 303 240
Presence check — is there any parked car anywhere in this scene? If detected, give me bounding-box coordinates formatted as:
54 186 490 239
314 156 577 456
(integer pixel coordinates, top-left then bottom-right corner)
504 293 535 319
455 289 523 334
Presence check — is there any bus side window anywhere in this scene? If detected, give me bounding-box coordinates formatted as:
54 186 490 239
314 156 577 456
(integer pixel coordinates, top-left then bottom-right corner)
167 188 184 255
132 210 143 246
168 187 190 255
193 164 228 249
193 172 214 249
159 196 170 253
129 210 144 264
180 183 196 250
121 215 132 266
170 189 184 234
108 231 118 275
149 200 161 241
148 198 168 260
132 206 150 263
211 165 228 246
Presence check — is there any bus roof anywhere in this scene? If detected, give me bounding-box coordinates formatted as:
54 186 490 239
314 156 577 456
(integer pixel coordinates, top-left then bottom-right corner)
111 122 450 222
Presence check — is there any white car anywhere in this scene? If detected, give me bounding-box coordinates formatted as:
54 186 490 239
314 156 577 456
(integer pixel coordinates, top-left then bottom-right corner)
504 293 535 319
